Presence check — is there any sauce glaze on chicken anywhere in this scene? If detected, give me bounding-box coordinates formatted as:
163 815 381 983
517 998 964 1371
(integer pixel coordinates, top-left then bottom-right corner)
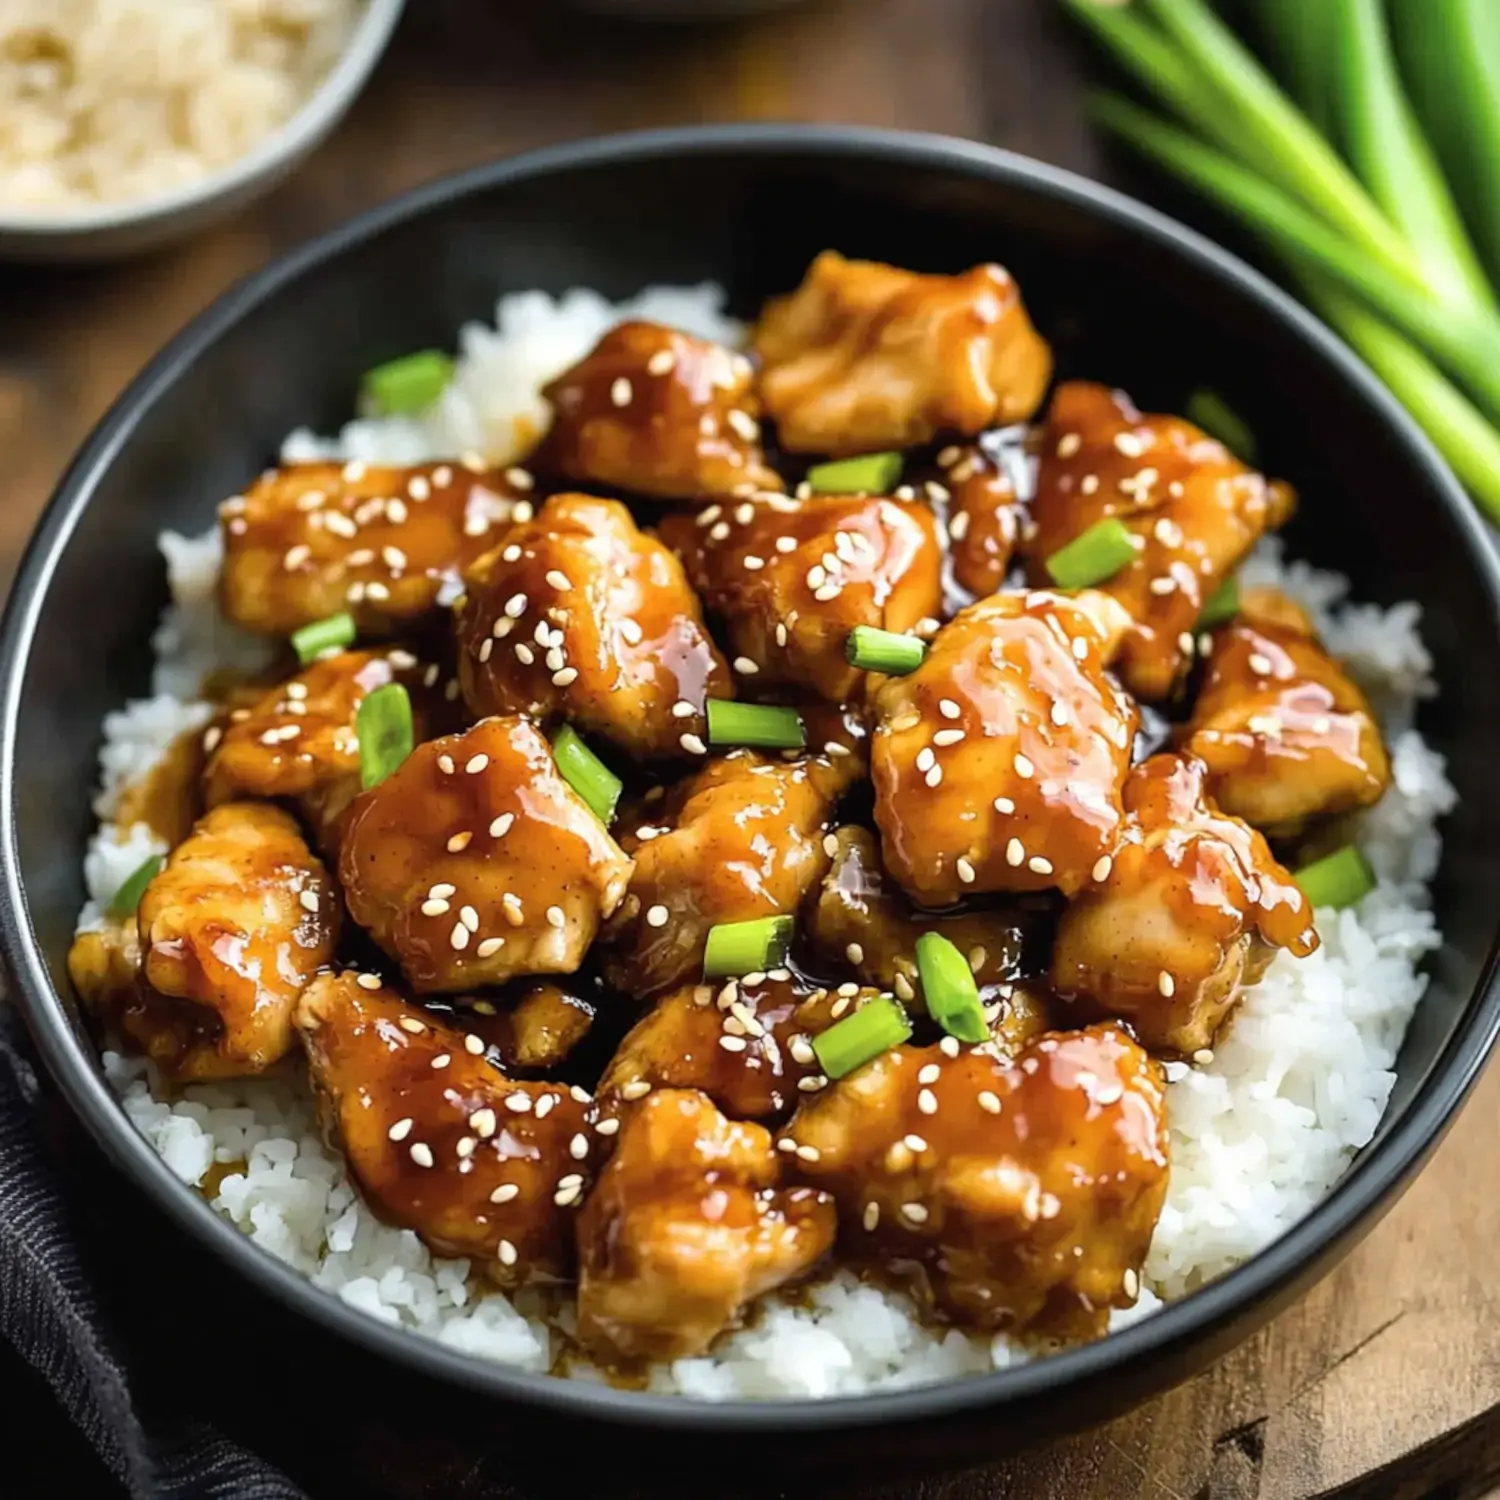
74 251 1393 1374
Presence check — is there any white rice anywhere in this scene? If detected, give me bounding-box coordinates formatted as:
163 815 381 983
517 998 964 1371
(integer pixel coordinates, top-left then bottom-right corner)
81 285 1453 1398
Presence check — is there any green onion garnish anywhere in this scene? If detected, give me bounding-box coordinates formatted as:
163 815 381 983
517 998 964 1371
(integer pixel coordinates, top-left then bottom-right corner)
1043 517 1139 590
357 682 414 790
914 931 990 1044
805 451 904 495
845 625 926 676
551 724 622 825
1186 390 1258 463
811 995 913 1080
1294 845 1377 909
702 915 795 978
109 855 163 918
1197 575 1241 629
359 350 454 416
291 611 356 664
705 699 806 750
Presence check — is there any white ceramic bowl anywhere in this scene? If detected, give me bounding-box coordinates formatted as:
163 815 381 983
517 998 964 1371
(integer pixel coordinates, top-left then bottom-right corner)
0 0 406 263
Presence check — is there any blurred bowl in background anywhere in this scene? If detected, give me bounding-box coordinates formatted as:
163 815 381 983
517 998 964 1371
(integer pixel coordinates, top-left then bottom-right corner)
565 0 805 17
0 0 406 264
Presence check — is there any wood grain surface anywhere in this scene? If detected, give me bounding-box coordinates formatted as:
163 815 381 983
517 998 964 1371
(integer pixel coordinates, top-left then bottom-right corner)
2 2 1497 1496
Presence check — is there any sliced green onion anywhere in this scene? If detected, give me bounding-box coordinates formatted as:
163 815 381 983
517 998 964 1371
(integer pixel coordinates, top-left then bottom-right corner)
812 995 913 1080
1197 575 1240 629
845 625 926 676
914 931 990 1044
291 611 356 664
109 855 162 918
706 699 806 750
1044 517 1139 590
805 451 904 495
1294 845 1377 909
551 724 621 825
359 350 454 416
357 682 414 790
1185 391 1257 463
1331 0 1495 315
702 915 794 978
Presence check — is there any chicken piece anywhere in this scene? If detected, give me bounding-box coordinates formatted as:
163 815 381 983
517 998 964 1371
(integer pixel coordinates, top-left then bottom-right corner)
455 494 732 759
1183 591 1391 835
753 251 1052 453
576 1088 836 1362
297 973 596 1286
660 491 943 704
67 913 144 1032
937 441 1025 599
872 589 1138 906
1052 753 1319 1054
339 715 633 994
1027 382 1296 701
203 647 443 855
124 802 338 1080
219 459 531 637
536 321 781 500
809 826 1033 1009
113 721 209 848
595 975 887 1125
782 1025 1169 1339
493 983 597 1072
603 752 838 997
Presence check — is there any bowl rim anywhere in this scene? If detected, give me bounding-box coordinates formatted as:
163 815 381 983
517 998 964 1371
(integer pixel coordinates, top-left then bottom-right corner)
4 122 1500 1433
0 0 406 238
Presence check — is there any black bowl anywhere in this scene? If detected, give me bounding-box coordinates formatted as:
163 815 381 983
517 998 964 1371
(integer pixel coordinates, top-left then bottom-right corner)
4 125 1500 1479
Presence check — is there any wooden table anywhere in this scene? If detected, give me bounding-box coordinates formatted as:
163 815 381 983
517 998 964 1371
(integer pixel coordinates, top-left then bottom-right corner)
3 2 1498 1495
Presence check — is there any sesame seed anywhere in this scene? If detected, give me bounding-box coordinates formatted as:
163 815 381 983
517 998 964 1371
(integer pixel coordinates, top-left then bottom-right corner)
464 1034 485 1055
956 856 977 884
734 656 759 675
646 904 669 928
545 569 572 592
552 667 579 686
917 1063 941 1086
940 1035 962 1058
546 905 566 929
421 898 450 917
456 1136 476 1159
450 922 470 951
489 813 514 838
355 973 382 991
727 409 759 442
610 377 632 407
514 643 535 665
505 466 534 491
408 1142 435 1168
938 699 961 721
1158 970 1176 997
596 1117 621 1136
490 1183 519 1204
1248 652 1274 676
709 521 731 541
620 619 644 646
283 544 310 571
1014 753 1035 778
459 905 480 932
535 1095 556 1118
894 973 915 1002
505 1092 532 1114
994 796 1015 814
447 831 473 853
917 1089 938 1115
775 623 789 647
978 1090 1002 1115
1006 838 1025 867
916 747 935 773
476 937 505 959
620 1080 653 1102
680 733 707 755
796 1144 821 1163
1149 576 1176 596
1027 856 1054 875
496 1239 518 1268
1193 1048 1215 1065
647 348 676 376
1051 702 1070 727
846 941 865 965
933 728 965 747
901 1202 930 1224
478 639 494 663
504 593 528 619
863 1201 881 1231
569 1133 590 1161
299 889 319 913
1093 855 1114 882
387 1117 414 1141
397 1017 426 1035
968 947 987 973
1114 432 1145 458
1178 631 1196 656
806 565 827 590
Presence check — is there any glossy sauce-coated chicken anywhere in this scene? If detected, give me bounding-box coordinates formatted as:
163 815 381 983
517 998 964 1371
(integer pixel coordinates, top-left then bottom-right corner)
219 459 533 636
872 589 1138 906
603 752 837 997
297 972 597 1285
576 1088 836 1361
128 802 338 1079
753 252 1053 453
809 826 1032 1011
537 321 781 500
340 715 633 993
490 983 597 1072
203 647 443 855
595 974 886 1125
455 493 732 758
782 1026 1169 1339
1027 383 1296 700
1052 753 1318 1054
661 491 943 705
1183 590 1391 835
937 441 1025 599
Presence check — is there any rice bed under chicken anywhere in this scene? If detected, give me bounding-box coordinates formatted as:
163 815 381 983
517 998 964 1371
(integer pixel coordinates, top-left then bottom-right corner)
81 284 1453 1399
